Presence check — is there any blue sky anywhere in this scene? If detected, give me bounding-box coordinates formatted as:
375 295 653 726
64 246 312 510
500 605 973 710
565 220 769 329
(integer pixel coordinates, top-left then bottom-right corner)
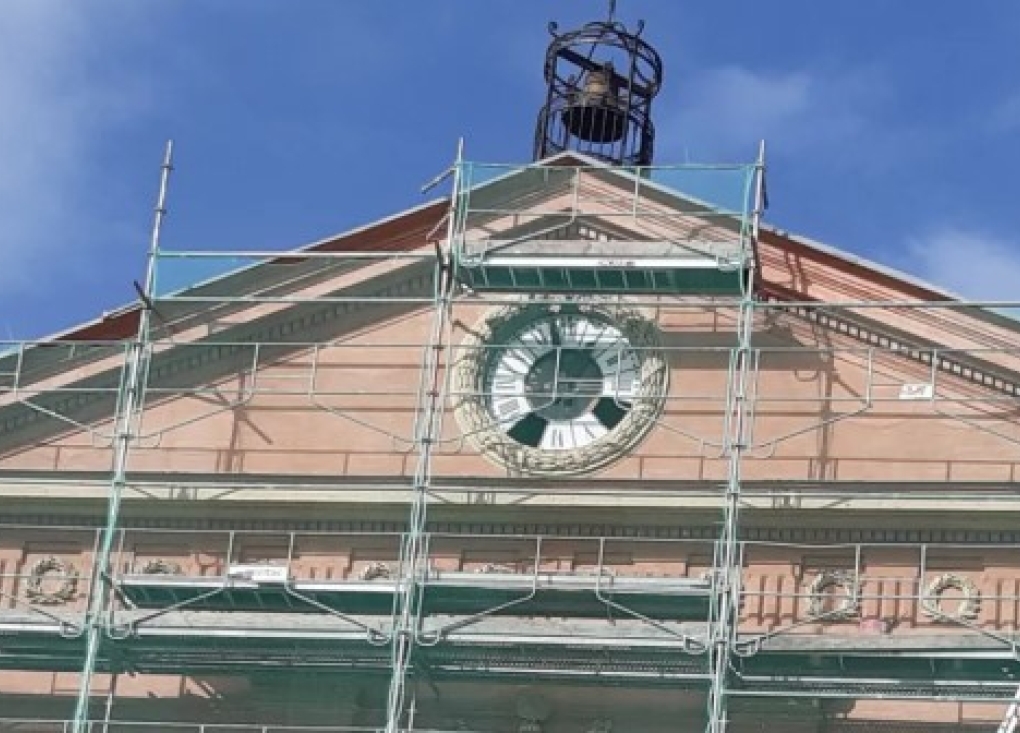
2 1 1019 339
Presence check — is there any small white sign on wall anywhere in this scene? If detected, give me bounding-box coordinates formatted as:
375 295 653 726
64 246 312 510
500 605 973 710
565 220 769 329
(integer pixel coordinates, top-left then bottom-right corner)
898 383 934 401
227 564 289 584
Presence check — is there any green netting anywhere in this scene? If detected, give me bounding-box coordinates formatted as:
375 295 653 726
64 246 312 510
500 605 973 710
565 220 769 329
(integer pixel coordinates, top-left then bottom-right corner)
990 306 1020 322
151 253 259 297
649 164 757 215
458 162 532 190
458 161 759 219
451 159 761 297
146 160 760 299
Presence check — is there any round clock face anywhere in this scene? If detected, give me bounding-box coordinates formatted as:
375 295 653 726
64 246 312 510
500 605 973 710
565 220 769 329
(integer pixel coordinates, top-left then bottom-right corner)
453 303 668 476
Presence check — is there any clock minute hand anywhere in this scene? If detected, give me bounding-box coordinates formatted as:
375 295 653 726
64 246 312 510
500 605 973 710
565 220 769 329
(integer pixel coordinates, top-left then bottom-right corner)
550 319 562 347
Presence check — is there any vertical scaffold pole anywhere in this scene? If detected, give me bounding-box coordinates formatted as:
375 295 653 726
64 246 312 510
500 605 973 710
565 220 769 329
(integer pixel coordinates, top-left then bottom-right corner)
71 140 174 733
383 140 463 733
705 141 766 733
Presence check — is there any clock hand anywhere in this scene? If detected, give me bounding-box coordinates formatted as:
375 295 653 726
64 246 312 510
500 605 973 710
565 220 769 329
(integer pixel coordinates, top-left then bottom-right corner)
550 318 562 347
507 412 549 449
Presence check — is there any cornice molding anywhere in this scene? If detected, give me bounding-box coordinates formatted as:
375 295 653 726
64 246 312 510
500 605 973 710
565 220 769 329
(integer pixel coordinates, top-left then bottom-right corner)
0 262 436 448
764 291 1020 398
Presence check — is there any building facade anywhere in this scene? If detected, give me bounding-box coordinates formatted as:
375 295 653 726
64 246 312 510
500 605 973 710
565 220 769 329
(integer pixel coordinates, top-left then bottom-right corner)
1 145 1020 733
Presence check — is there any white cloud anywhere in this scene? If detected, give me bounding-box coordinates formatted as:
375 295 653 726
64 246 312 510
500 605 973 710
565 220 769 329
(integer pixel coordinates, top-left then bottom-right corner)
906 228 1020 301
0 1 152 292
658 65 886 163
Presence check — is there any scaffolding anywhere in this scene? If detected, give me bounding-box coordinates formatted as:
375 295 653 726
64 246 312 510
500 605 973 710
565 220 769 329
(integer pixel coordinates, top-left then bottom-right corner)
2 143 1020 733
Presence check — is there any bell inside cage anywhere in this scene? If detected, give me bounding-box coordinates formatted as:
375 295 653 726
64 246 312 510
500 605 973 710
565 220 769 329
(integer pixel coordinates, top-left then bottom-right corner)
561 64 627 143
534 12 663 166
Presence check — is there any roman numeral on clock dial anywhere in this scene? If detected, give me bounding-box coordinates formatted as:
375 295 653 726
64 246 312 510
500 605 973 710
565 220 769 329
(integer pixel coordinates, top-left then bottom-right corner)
491 395 529 425
598 350 640 398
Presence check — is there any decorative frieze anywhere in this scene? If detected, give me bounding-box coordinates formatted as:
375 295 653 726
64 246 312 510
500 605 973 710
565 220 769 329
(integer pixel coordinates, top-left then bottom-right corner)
5 514 1020 546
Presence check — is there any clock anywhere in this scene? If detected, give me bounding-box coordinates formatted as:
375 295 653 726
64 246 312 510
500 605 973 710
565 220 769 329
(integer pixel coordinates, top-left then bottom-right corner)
453 302 668 476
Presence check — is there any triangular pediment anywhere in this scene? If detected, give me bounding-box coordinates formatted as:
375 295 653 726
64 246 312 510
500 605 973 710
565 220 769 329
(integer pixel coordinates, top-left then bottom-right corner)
2 156 1020 498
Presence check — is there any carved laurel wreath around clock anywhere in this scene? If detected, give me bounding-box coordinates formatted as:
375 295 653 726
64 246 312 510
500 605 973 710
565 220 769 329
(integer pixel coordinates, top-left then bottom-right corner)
452 301 669 476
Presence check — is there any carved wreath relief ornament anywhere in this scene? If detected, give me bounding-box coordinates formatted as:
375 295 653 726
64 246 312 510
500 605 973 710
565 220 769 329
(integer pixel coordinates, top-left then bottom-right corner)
453 301 669 476
807 569 861 620
137 558 182 575
922 573 981 622
26 556 79 605
359 561 393 581
805 570 982 624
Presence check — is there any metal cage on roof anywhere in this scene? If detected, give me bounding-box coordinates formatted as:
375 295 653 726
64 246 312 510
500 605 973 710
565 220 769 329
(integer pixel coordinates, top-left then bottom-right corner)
533 10 663 167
